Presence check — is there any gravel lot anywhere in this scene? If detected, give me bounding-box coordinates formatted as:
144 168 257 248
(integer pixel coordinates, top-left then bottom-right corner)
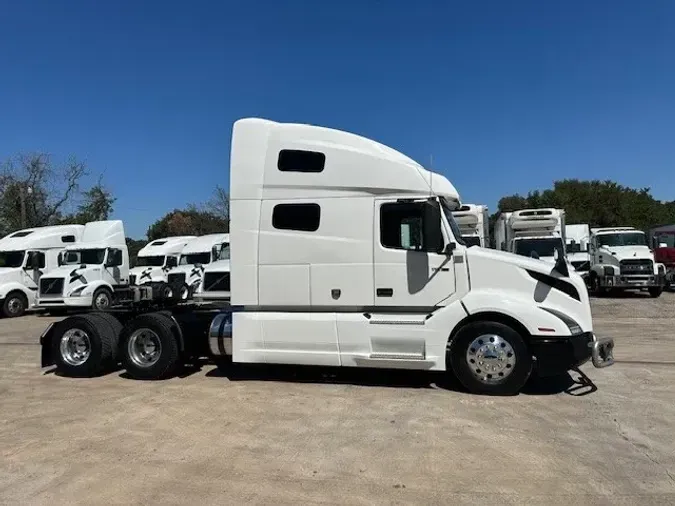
1 295 675 505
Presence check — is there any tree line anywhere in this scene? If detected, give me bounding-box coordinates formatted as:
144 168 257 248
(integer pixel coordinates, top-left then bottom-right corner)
3 154 674 264
494 179 675 235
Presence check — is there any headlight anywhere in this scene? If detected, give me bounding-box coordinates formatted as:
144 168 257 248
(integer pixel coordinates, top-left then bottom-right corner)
541 307 583 335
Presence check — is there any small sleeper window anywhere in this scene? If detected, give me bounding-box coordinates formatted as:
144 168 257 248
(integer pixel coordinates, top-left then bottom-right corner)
61 235 76 243
277 149 325 173
272 203 320 232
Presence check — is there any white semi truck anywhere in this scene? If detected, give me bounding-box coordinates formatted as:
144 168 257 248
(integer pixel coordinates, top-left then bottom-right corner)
39 118 614 396
129 236 196 286
194 241 231 302
452 204 489 247
166 234 230 300
588 227 665 297
0 225 84 317
35 220 130 311
494 208 566 263
565 224 591 279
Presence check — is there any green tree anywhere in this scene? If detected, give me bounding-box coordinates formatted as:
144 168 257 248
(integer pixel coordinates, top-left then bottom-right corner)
126 238 148 267
146 206 229 241
0 153 115 235
494 179 675 231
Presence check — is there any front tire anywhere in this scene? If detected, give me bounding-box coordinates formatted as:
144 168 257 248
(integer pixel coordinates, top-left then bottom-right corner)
3 291 28 318
589 273 606 297
120 313 180 380
92 287 113 310
448 321 532 396
649 286 663 298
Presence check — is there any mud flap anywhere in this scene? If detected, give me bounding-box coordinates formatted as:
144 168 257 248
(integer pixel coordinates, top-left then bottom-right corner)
39 322 56 367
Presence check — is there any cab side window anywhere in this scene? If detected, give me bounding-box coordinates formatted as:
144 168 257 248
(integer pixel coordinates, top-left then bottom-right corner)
380 201 442 252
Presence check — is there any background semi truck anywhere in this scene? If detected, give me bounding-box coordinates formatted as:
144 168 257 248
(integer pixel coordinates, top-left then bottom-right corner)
36 220 129 311
0 225 84 317
39 117 614 396
451 204 489 247
565 224 591 279
588 227 665 297
494 208 567 263
129 236 196 286
194 240 231 303
166 233 229 300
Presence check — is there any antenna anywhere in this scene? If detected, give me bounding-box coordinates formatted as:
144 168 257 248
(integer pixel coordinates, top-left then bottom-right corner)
429 154 434 196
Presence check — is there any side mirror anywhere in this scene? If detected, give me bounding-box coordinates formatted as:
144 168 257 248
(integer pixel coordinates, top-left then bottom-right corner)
423 200 444 254
211 245 219 261
444 243 456 256
530 251 540 259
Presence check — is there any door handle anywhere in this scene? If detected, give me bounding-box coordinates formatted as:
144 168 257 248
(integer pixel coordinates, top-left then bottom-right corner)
432 267 450 272
376 288 393 297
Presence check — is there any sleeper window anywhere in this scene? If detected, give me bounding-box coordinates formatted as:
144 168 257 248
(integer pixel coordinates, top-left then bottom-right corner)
272 203 321 232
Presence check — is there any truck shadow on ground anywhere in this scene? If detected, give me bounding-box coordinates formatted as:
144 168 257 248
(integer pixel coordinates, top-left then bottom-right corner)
198 361 598 397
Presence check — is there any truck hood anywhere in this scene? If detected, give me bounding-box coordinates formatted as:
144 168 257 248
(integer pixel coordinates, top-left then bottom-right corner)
654 247 675 265
601 246 653 261
168 264 206 285
0 267 22 285
203 259 230 273
130 265 168 283
468 247 564 274
42 264 102 279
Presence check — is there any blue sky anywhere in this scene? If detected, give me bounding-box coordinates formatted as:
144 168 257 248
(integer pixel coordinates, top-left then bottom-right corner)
1 0 674 238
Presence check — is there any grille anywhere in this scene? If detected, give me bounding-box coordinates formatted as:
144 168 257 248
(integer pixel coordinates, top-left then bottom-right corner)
129 274 137 285
168 273 186 286
202 272 230 292
40 278 64 296
620 259 653 275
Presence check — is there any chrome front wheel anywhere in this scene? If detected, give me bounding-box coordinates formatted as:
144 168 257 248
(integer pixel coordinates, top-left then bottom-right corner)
465 334 516 385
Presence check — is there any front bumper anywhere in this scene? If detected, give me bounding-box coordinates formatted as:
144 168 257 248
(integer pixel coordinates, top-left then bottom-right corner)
35 295 94 308
530 332 614 376
599 273 663 289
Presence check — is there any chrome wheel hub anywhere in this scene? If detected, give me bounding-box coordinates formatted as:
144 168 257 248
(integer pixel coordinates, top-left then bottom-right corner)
95 293 110 309
127 328 162 367
60 328 91 366
466 334 516 384
8 297 22 314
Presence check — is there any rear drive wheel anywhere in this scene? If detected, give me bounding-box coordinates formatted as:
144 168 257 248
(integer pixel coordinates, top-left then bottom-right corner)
448 321 532 395
52 314 116 376
92 288 112 310
649 286 663 298
3 291 28 318
121 313 180 380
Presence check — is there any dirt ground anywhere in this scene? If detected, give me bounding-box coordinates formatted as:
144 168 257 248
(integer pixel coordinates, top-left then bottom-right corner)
1 294 675 505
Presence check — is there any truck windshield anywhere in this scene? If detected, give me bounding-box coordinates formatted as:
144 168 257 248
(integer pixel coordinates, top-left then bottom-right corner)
655 234 675 248
514 238 564 259
440 198 466 246
62 249 106 265
0 250 26 268
136 255 165 267
462 236 481 247
598 233 647 247
180 252 211 265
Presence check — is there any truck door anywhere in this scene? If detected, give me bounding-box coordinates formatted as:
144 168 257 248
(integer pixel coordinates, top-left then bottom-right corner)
373 198 456 308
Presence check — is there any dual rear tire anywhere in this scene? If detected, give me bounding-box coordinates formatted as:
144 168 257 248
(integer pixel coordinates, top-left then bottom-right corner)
51 312 182 380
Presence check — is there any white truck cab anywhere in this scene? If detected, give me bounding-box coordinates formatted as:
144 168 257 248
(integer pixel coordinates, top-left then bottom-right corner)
214 117 613 395
495 208 567 263
194 241 231 303
565 224 591 279
452 204 489 247
36 220 129 310
167 234 229 299
0 225 84 317
129 236 196 286
589 227 665 297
